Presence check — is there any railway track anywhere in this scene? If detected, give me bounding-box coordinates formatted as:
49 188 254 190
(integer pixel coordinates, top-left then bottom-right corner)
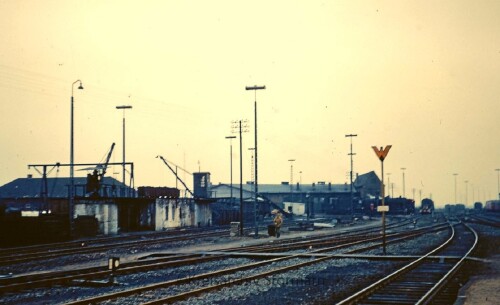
336 221 478 305
0 219 416 293
29 220 446 304
0 228 230 266
466 214 500 228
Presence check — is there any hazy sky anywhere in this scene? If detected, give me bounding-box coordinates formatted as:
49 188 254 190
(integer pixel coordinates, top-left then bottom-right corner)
1 0 499 207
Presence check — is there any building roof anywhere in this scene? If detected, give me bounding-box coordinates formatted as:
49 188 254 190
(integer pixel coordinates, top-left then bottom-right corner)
354 171 380 187
211 182 350 198
0 177 128 198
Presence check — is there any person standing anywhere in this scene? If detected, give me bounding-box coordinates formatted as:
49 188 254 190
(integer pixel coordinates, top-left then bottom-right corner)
274 212 283 238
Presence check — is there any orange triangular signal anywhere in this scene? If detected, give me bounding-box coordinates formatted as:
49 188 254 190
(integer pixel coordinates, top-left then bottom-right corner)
372 145 392 161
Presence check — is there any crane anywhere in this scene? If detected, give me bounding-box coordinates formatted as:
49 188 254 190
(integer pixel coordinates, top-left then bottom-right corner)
84 143 115 197
99 142 115 179
156 155 194 198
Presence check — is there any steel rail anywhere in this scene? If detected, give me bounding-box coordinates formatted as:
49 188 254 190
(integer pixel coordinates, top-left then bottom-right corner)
415 222 478 305
140 224 450 305
0 230 228 266
0 218 425 294
59 221 442 305
336 221 456 305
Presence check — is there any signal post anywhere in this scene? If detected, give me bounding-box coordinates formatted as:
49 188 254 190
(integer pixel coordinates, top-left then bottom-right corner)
372 145 392 255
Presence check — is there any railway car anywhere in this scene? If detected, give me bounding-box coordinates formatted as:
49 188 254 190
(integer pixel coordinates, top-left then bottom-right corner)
484 200 500 212
420 198 434 214
360 197 415 215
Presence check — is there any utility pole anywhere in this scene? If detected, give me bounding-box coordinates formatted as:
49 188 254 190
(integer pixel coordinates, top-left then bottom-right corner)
345 134 357 215
246 85 265 237
232 120 248 236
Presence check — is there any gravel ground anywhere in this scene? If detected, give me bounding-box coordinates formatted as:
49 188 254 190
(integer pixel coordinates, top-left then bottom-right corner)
1 257 254 305
170 221 452 305
2 216 461 305
174 259 399 305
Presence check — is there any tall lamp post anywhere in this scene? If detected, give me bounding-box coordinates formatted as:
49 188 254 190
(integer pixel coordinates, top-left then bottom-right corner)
246 85 265 237
116 105 132 196
249 147 256 229
345 134 357 214
225 136 236 203
465 180 469 206
70 79 83 236
288 159 295 200
453 173 459 204
495 169 500 199
401 167 406 197
372 145 392 255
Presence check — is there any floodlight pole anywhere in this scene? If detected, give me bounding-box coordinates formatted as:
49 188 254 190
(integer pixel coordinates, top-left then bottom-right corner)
225 136 237 203
249 147 256 229
401 167 406 197
465 180 469 206
453 173 458 203
496 169 500 200
288 159 295 201
116 105 132 196
246 85 265 237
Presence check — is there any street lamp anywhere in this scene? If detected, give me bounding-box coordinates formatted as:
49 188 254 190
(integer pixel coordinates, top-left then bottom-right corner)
225 136 236 203
70 79 83 236
401 167 406 197
246 85 265 237
345 134 357 214
116 105 132 196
